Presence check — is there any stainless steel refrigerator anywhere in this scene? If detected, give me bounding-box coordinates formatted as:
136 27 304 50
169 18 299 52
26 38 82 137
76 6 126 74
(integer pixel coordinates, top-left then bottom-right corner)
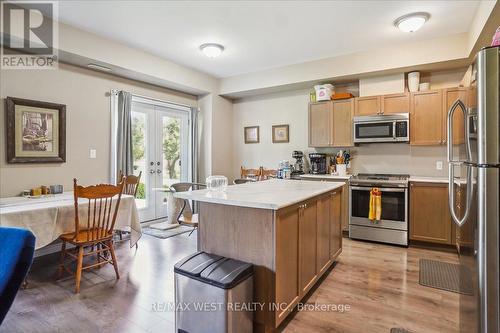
447 45 499 333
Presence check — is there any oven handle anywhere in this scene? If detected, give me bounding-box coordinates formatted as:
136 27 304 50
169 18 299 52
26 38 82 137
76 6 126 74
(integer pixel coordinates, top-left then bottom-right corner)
350 186 406 192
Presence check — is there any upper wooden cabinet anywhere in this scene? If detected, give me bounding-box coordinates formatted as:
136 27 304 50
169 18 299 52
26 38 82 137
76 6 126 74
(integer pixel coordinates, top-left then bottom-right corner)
443 87 467 145
409 182 453 245
332 99 354 147
410 90 444 145
354 96 380 116
309 102 332 147
354 93 409 116
382 93 410 114
308 100 354 148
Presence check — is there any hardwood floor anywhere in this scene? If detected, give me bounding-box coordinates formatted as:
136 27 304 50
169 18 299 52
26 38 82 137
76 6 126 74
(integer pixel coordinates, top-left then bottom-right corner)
1 234 459 333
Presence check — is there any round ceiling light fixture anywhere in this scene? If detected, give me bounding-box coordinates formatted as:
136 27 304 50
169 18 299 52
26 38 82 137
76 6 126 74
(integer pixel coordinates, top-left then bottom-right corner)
200 43 224 58
394 12 430 32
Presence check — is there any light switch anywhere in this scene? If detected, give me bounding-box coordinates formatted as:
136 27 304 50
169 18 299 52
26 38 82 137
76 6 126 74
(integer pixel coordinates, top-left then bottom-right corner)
89 149 97 159
436 161 443 170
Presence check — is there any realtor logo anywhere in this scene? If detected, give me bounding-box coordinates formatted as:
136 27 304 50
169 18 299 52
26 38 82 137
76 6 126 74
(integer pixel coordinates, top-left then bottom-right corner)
1 1 58 69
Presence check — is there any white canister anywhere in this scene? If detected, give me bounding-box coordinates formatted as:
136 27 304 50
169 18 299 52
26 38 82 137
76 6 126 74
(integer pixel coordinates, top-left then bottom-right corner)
336 164 347 176
408 72 420 92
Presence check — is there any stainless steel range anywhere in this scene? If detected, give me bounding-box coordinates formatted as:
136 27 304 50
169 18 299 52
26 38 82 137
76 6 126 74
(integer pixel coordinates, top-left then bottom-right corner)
349 173 409 246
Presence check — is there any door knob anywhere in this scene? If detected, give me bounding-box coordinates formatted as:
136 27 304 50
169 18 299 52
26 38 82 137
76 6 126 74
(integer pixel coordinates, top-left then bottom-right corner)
157 169 162 174
149 169 156 174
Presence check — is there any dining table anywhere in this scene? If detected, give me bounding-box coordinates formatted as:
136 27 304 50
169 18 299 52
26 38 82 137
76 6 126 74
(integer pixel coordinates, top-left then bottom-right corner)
0 192 141 250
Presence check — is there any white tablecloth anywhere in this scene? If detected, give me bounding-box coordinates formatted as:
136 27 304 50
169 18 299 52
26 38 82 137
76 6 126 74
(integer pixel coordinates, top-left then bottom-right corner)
0 193 141 250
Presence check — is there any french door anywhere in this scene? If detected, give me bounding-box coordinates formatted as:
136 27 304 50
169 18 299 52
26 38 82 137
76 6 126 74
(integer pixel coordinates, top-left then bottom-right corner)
131 99 190 222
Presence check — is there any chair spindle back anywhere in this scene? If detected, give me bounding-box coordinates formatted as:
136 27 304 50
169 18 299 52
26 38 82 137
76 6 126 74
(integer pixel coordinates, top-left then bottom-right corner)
73 178 125 242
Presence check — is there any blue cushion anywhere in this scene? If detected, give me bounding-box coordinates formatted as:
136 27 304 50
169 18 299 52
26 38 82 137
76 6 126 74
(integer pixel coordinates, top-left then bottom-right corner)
0 227 35 325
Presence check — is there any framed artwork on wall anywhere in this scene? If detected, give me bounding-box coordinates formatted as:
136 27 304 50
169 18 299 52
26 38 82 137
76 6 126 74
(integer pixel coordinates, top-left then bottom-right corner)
5 97 66 163
244 126 259 144
272 124 289 143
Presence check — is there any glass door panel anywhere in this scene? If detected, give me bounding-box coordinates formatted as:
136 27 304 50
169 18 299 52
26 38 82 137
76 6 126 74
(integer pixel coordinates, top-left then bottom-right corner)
155 108 189 219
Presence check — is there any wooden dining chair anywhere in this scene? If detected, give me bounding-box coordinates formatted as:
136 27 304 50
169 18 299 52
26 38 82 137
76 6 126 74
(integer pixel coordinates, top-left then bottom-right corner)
170 182 206 236
117 171 142 241
259 167 277 180
119 171 142 197
58 178 125 293
240 166 261 180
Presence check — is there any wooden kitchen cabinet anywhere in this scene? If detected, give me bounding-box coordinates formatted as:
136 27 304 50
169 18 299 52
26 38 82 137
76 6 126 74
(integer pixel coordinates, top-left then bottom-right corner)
410 90 444 145
317 194 331 275
329 189 342 259
275 204 300 321
299 200 318 295
309 102 333 147
308 100 354 147
354 95 381 116
410 182 453 244
381 92 410 114
443 87 467 145
332 99 354 147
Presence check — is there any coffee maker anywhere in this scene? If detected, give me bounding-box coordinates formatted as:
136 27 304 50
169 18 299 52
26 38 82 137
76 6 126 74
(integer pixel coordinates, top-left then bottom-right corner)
309 153 327 174
291 151 305 176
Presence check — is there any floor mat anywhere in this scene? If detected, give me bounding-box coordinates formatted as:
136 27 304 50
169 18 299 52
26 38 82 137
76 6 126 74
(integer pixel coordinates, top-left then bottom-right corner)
142 225 194 239
419 259 473 295
149 221 180 230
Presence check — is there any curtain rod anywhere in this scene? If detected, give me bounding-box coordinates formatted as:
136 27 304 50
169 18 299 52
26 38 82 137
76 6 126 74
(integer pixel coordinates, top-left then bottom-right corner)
110 89 196 110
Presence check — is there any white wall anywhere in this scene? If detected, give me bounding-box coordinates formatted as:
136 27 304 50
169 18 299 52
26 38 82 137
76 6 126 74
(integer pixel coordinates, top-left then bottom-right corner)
232 89 315 179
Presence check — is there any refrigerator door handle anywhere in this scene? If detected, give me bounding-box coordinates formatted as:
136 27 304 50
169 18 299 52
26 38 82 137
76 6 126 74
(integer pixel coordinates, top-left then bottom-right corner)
448 162 473 227
447 99 468 163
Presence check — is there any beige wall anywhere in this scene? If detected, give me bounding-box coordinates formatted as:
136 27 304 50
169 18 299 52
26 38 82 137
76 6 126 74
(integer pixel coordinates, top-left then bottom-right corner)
0 63 197 197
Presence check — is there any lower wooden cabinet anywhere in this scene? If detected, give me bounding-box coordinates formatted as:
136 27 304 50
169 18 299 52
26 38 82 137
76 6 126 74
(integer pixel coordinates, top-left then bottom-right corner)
409 182 454 245
330 189 342 257
274 188 343 326
298 200 318 294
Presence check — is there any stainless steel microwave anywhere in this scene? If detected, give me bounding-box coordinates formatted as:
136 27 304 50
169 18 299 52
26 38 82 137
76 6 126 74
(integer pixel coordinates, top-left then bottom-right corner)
353 113 409 143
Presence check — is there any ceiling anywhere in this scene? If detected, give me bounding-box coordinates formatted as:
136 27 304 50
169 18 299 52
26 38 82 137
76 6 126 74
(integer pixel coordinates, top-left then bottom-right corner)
53 1 481 78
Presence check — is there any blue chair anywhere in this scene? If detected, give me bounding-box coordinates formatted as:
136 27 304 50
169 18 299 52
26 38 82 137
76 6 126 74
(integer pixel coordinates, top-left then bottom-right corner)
0 227 35 325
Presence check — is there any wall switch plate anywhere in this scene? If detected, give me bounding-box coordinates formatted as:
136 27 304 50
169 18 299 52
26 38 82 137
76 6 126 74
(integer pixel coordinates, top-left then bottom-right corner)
436 161 443 170
89 149 97 159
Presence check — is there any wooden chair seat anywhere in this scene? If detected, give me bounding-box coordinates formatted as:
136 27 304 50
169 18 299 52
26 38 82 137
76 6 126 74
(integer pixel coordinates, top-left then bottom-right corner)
60 228 112 244
178 214 199 225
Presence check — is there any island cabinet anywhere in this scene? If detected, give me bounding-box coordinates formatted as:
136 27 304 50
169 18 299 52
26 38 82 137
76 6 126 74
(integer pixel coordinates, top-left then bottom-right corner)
193 182 344 332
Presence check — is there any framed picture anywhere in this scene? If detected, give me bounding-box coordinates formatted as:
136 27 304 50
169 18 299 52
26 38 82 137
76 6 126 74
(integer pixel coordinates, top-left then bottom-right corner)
272 124 289 143
5 97 66 163
244 126 259 144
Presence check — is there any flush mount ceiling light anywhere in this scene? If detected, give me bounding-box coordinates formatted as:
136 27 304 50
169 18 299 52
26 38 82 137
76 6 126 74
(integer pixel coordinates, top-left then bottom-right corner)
200 43 224 58
394 12 430 32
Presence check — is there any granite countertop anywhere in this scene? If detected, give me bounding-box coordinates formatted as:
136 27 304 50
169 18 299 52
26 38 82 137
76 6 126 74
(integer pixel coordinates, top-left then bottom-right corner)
174 179 344 210
409 176 449 183
299 174 352 180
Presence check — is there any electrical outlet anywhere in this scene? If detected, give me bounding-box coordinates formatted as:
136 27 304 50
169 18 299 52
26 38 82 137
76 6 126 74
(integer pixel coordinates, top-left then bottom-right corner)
436 161 443 170
89 149 97 159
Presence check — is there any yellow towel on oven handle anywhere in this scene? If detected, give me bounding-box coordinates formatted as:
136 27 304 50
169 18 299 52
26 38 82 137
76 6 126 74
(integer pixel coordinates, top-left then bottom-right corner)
368 188 382 221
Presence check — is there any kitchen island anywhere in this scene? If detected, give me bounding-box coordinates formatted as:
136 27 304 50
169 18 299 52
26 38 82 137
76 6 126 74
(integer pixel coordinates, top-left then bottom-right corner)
175 179 345 332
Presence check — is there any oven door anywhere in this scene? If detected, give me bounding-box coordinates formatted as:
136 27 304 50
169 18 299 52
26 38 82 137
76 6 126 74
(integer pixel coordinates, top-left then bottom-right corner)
354 121 394 143
350 186 408 230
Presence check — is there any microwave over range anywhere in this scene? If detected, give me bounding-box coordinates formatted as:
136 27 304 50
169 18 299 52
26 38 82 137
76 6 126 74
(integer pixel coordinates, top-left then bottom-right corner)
353 113 409 143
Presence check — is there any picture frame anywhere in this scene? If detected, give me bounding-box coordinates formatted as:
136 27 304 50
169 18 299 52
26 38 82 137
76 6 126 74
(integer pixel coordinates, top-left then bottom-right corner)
272 124 289 143
5 97 66 163
244 126 259 144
